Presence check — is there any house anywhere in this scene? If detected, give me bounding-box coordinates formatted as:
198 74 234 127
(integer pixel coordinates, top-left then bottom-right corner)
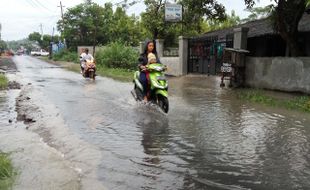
199 12 310 57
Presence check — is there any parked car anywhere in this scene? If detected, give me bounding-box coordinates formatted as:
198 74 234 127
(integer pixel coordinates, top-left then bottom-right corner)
31 49 49 56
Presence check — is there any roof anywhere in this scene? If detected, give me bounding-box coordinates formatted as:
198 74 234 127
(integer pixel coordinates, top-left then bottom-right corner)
196 13 310 40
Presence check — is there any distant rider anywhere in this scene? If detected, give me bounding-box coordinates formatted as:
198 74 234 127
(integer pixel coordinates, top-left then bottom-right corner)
79 48 86 73
80 48 94 74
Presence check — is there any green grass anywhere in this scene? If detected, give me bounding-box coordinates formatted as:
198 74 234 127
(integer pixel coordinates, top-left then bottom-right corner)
237 89 310 113
0 152 15 189
96 65 134 82
39 57 134 82
0 74 8 90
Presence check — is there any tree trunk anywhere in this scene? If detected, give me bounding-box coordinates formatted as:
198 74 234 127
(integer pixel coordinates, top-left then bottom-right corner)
275 0 306 57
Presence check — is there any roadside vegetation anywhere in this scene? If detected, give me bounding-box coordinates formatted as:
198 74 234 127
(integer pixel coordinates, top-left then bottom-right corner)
52 50 79 64
0 152 15 189
238 89 310 113
43 42 137 82
0 74 8 90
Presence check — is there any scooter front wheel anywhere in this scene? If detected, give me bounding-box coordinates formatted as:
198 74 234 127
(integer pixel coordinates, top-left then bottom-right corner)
158 95 169 113
89 71 95 80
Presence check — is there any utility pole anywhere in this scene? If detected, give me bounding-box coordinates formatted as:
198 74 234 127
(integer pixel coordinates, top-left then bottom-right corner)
58 1 64 21
0 23 2 41
58 1 66 47
49 27 55 60
39 23 43 40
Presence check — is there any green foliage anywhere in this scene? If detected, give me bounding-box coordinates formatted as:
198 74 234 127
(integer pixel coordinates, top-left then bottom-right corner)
52 50 79 63
111 7 142 46
141 0 166 39
28 32 60 50
238 89 310 113
203 10 241 32
28 32 41 43
95 42 139 70
0 152 15 189
0 74 8 90
0 40 7 52
243 0 308 56
58 2 142 49
7 39 35 53
243 5 274 22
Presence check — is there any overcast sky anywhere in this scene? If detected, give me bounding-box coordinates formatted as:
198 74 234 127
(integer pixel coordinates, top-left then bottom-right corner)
0 0 273 41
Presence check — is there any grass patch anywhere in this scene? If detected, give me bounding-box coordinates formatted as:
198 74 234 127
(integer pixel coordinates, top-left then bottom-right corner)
0 152 15 189
0 74 8 90
96 65 134 82
39 58 134 82
237 89 310 113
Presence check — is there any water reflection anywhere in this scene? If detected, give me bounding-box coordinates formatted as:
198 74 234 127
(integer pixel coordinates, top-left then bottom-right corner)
11 56 310 189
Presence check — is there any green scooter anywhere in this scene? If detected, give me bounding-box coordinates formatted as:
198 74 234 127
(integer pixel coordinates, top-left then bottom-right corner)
131 63 169 113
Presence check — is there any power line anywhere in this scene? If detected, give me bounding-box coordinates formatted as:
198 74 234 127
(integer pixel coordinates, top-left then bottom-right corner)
25 0 55 13
33 0 54 12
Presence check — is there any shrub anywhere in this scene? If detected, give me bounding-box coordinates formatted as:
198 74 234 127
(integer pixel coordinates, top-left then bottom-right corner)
0 152 15 189
0 74 8 90
95 42 139 70
52 50 79 63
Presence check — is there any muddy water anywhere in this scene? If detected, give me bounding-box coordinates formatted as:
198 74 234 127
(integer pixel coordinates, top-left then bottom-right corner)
7 56 310 189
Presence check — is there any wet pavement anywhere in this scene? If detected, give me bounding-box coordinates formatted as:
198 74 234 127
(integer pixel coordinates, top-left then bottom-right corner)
1 55 310 189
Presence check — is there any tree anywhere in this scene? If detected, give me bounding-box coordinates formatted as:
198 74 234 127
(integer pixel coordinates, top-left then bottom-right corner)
141 0 227 44
28 32 42 43
28 32 58 50
111 7 142 46
141 0 166 39
0 40 7 51
243 5 274 22
178 0 226 33
57 2 106 51
244 0 309 56
204 10 241 32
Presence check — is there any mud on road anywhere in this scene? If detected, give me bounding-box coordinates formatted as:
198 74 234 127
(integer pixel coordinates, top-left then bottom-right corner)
0 57 106 190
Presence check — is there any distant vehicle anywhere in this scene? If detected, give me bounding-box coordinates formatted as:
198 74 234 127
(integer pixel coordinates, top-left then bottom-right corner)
16 49 24 56
31 49 49 56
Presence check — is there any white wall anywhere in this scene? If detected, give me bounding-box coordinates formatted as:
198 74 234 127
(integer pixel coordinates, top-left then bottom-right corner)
160 57 180 76
246 57 310 94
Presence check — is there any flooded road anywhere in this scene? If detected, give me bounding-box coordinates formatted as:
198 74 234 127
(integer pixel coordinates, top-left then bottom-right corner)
3 55 310 189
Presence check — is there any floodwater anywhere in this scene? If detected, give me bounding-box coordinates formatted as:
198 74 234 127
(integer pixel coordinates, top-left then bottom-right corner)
1 55 310 190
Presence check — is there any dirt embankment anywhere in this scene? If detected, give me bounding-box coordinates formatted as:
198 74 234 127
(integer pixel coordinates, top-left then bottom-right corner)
0 56 21 90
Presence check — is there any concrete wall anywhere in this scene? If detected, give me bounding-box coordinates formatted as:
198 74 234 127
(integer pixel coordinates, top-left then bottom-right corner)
246 57 310 94
160 57 180 76
154 36 188 76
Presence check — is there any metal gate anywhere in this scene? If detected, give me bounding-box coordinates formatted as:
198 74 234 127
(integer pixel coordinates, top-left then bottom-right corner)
188 34 233 75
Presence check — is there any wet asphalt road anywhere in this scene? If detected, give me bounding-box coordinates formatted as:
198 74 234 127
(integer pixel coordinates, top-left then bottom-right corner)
5 55 310 190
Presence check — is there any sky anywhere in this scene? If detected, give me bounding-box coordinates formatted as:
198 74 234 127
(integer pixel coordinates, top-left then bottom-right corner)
0 0 273 41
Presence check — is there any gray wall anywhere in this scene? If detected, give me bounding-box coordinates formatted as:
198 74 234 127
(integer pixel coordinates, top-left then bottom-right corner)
160 57 180 76
246 57 310 94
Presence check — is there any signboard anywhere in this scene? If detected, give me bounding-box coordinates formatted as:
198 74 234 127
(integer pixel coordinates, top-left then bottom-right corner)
165 3 182 22
221 63 232 73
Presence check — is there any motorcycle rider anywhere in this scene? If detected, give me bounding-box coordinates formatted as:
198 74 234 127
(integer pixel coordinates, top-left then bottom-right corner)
138 40 161 102
79 48 86 73
80 48 94 74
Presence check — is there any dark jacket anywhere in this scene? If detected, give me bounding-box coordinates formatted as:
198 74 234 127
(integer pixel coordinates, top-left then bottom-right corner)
138 40 161 67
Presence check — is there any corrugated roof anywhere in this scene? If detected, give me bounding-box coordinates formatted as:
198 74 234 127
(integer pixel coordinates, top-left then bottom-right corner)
197 13 310 40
